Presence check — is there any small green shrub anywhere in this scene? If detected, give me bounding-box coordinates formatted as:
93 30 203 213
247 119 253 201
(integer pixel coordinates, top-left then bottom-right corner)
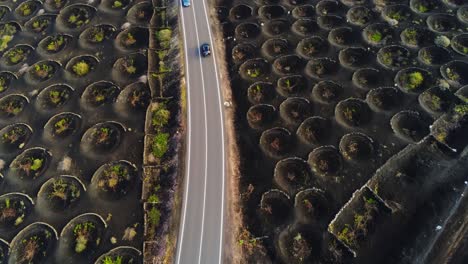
72 61 91 76
151 133 169 159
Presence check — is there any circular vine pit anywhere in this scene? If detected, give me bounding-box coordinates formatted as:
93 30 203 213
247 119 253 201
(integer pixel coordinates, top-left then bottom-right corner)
258 5 286 20
1 44 33 67
451 34 468 56
377 45 411 70
0 94 28 120
440 60 468 87
36 175 85 212
352 68 381 90
229 4 252 21
277 75 306 97
239 58 270 81
25 60 61 84
259 189 291 226
0 192 34 230
274 157 313 195
296 116 330 146
36 84 74 111
443 0 464 7
58 213 107 259
316 0 340 16
410 0 441 14
0 22 21 53
292 5 315 19
341 0 367 6
38 34 73 55
457 6 468 24
247 104 276 129
116 27 149 51
273 55 304 76
79 24 117 47
382 4 412 24
234 22 260 40
418 45 451 66
65 55 99 79
339 132 374 161
363 23 394 46
44 112 82 139
279 97 312 126
426 14 458 33
44 0 67 12
112 53 148 83
259 127 293 158
347 6 374 27
335 98 372 128
328 27 354 47
418 86 454 115
277 224 318 263
56 4 97 31
232 43 256 63
80 121 125 154
14 0 41 19
308 145 343 177
317 15 344 30
366 87 401 112
455 85 468 102
0 71 17 94
9 223 58 264
94 246 142 264
292 19 318 37
247 82 275 104
294 188 329 224
9 147 51 182
296 36 327 59
338 47 369 69
127 2 153 25
400 27 434 48
90 160 137 200
24 14 55 33
264 19 290 36
261 39 288 59
395 67 433 94
390 110 430 142
115 82 151 115
306 58 338 79
312 80 343 104
0 123 33 153
81 81 121 108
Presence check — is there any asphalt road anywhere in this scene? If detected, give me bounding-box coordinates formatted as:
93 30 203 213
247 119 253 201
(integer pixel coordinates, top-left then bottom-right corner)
176 1 226 263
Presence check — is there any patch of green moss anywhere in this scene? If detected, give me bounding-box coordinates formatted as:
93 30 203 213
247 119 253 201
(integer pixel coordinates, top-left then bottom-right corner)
405 71 424 90
151 133 169 159
0 24 17 51
102 256 123 264
369 31 382 43
72 61 91 76
454 104 468 116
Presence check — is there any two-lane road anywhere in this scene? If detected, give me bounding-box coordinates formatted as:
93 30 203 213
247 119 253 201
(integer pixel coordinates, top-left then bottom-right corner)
176 0 226 263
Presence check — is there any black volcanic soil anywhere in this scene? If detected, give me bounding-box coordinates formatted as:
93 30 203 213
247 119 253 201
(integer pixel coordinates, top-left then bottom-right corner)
215 0 468 263
0 0 151 263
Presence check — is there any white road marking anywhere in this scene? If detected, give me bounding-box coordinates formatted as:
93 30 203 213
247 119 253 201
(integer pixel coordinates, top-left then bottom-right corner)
175 7 191 264
200 1 227 263
177 1 226 263
189 4 211 264
177 4 210 264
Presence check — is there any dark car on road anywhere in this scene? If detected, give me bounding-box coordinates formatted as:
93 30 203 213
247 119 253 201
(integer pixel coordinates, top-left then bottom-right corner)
200 43 211 57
